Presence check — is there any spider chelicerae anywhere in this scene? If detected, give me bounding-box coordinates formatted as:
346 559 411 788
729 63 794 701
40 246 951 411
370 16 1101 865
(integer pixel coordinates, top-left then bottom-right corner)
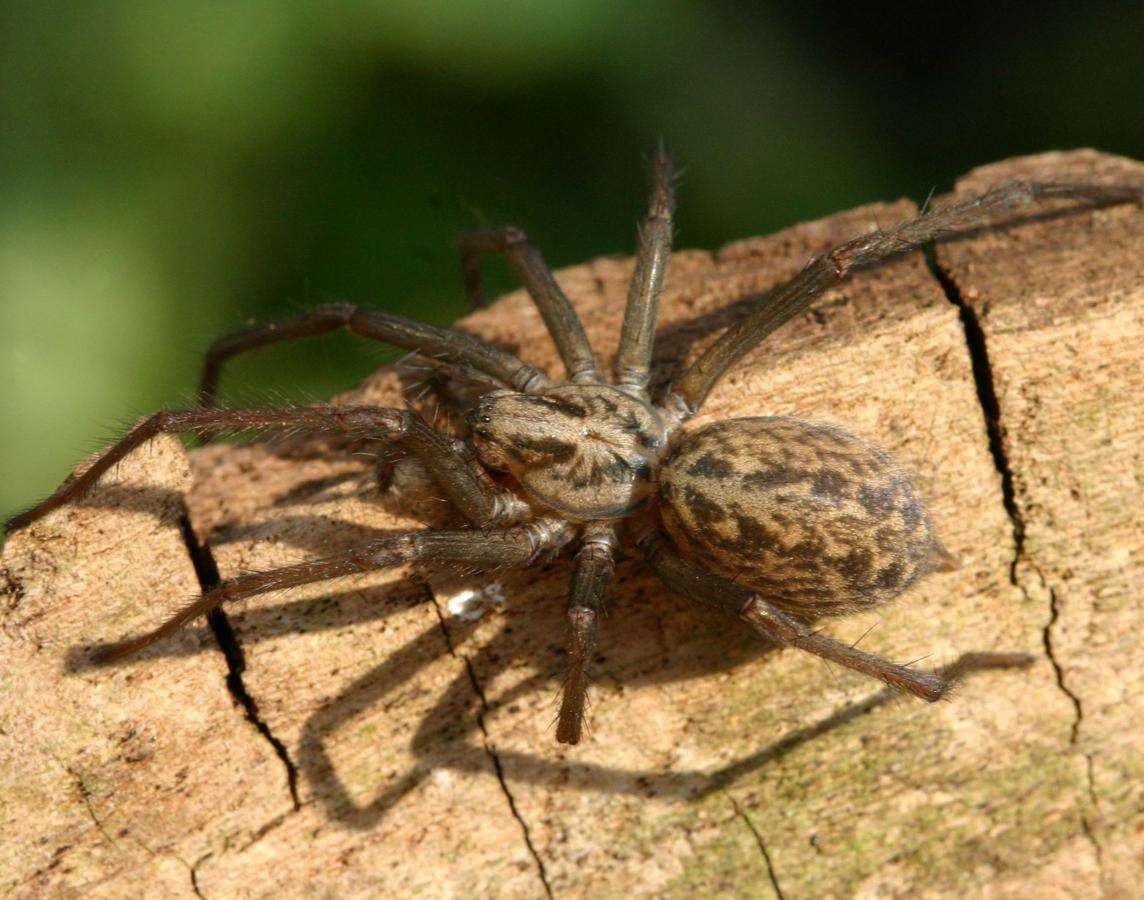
8 151 1140 744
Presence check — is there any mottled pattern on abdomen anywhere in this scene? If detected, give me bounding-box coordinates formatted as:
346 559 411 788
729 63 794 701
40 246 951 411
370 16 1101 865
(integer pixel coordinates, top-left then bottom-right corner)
659 417 940 617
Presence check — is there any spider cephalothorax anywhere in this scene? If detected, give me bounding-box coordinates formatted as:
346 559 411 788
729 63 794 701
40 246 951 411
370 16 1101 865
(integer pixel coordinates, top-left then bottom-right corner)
8 152 1140 745
469 385 668 519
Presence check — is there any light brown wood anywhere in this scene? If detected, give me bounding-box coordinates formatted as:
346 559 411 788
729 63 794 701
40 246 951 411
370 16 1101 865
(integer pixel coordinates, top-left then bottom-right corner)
2 150 1140 898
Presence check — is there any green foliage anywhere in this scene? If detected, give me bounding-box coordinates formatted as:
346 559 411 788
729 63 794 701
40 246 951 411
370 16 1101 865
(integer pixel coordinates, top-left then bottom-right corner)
2 2 1141 517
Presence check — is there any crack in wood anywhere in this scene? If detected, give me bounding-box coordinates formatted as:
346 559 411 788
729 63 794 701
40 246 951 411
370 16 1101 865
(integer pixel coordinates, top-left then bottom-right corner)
1043 584 1103 876
927 237 1107 879
925 245 1027 584
189 851 211 900
177 515 301 811
728 793 785 899
424 583 555 899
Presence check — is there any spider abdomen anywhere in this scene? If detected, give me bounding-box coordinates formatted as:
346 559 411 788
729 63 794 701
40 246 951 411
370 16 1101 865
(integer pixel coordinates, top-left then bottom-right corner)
659 417 945 617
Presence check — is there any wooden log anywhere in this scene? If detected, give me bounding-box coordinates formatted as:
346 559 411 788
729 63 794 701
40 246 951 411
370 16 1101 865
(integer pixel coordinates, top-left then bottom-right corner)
2 150 1139 898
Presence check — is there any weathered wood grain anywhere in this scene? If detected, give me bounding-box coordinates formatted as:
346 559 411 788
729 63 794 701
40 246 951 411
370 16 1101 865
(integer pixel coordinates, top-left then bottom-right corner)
935 150 1144 897
2 150 1139 898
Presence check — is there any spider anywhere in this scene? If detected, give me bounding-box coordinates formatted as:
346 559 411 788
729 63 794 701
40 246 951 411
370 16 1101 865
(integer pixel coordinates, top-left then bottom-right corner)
8 151 1140 745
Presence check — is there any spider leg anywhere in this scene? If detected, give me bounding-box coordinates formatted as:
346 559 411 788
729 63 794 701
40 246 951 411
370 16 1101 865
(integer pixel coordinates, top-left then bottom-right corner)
6 405 526 533
664 180 1143 419
614 148 675 396
458 228 601 384
637 526 951 701
556 523 617 745
199 302 553 408
88 518 575 662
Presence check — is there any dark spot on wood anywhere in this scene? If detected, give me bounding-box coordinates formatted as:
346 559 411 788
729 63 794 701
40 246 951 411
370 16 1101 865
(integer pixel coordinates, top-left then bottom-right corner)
0 567 26 608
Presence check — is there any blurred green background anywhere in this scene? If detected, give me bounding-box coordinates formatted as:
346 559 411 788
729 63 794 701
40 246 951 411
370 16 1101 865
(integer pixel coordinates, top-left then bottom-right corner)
3 1 1141 521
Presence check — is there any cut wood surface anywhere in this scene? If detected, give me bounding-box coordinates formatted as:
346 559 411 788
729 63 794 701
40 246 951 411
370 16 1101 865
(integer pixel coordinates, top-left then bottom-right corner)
2 150 1140 898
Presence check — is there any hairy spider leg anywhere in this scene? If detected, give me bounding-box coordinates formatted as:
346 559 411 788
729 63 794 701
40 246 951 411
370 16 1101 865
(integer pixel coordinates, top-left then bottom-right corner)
87 519 574 663
665 180 1144 420
638 525 953 701
614 148 676 396
198 302 554 409
458 229 601 384
5 404 527 533
555 522 617 745
17 154 1110 747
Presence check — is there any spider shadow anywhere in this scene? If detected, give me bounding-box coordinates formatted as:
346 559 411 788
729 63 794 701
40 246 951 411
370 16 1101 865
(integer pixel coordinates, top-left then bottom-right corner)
64 524 777 826
289 562 1029 829
60 466 1020 830
54 483 189 521
62 576 430 672
60 428 393 528
290 561 774 829
63 465 448 674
